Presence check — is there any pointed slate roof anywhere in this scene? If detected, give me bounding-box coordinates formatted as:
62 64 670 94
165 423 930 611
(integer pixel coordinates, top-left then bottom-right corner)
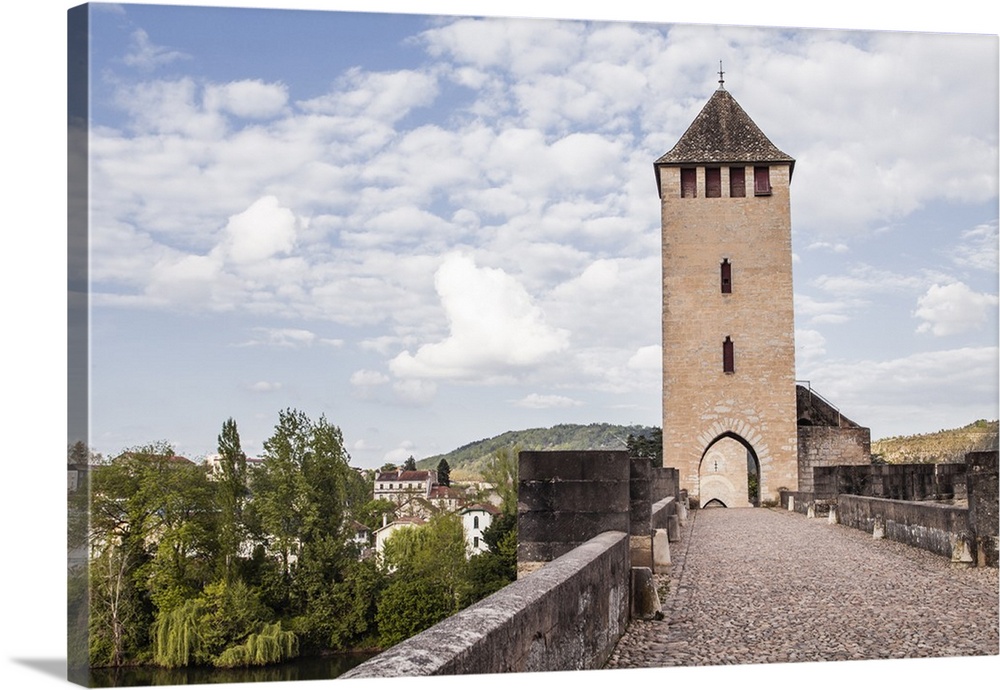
655 87 794 177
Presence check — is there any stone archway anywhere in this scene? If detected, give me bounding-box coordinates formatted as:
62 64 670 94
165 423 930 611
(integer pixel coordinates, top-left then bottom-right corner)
697 433 761 508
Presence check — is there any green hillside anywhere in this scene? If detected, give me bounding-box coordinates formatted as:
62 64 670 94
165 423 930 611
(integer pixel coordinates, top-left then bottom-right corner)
872 419 998 465
418 423 659 478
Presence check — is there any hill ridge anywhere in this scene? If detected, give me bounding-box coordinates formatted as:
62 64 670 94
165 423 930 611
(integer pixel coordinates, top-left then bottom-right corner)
871 419 998 464
417 422 658 477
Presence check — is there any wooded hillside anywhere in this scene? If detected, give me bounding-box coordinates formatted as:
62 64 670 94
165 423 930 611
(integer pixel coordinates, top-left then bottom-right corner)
872 419 998 464
418 423 659 479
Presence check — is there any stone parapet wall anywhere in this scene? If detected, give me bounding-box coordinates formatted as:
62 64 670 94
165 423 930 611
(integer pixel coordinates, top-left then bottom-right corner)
651 496 676 530
797 426 870 494
967 451 999 567
650 467 679 502
835 495 971 561
629 456 651 536
778 490 833 517
812 463 966 502
341 531 630 678
518 450 630 570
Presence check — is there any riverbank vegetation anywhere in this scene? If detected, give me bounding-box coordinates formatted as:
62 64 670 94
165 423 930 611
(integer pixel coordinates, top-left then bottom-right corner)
81 409 517 670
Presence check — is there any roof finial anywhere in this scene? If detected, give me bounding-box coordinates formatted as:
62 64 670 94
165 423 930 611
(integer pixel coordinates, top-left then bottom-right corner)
718 60 725 90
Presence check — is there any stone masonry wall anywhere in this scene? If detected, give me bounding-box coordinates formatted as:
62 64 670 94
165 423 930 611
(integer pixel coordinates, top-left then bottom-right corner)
812 463 966 502
660 163 798 503
835 495 971 561
967 451 999 567
342 531 631 677
517 450 631 575
650 466 679 503
797 426 871 493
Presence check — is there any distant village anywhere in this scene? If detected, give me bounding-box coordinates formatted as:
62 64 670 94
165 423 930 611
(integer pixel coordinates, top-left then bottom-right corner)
70 451 503 565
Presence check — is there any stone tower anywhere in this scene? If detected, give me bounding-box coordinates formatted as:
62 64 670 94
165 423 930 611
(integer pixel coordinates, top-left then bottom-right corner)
654 84 798 506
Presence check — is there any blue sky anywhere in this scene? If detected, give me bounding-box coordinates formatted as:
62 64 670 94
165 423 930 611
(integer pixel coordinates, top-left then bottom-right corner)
2 2 997 689
75 2 999 469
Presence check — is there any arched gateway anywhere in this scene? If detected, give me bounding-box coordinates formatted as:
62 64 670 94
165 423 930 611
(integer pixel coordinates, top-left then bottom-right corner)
656 81 799 505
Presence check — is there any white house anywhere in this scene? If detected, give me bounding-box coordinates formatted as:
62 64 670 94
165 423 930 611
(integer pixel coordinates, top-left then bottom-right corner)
459 504 500 556
373 516 426 558
374 469 436 500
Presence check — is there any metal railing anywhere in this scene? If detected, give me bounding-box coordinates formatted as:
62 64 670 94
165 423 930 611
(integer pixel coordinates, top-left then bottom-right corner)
796 380 841 426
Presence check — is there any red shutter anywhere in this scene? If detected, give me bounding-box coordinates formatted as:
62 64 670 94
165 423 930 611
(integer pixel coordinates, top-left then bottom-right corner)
705 167 721 198
681 168 696 198
754 166 771 195
723 337 734 373
721 259 732 294
729 167 745 197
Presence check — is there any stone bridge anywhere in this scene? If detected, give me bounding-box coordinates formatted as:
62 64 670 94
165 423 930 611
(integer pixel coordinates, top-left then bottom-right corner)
606 507 998 668
343 450 997 680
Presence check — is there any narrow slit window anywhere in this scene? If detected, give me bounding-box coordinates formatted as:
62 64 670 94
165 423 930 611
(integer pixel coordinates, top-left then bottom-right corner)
705 167 721 198
729 166 746 197
754 166 771 196
721 259 732 294
723 336 735 373
681 168 697 198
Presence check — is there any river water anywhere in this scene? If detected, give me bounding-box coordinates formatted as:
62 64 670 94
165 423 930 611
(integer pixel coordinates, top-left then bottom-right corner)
85 652 378 687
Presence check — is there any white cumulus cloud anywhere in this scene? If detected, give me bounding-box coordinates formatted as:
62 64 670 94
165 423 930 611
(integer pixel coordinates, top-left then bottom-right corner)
204 80 289 119
513 393 583 409
248 381 282 393
123 28 189 72
216 196 298 264
351 370 391 387
240 327 341 348
914 282 999 336
389 254 570 381
627 345 661 371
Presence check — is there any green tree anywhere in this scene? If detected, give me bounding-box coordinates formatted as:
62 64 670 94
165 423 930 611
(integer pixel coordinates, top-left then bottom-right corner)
463 512 517 605
152 597 212 668
142 459 218 614
248 409 364 651
88 442 199 666
402 456 417 471
626 427 663 467
248 409 312 604
325 558 385 650
377 513 468 647
197 578 272 658
216 418 249 583
482 445 519 516
376 576 455 648
355 498 397 534
436 458 451 487
214 622 299 668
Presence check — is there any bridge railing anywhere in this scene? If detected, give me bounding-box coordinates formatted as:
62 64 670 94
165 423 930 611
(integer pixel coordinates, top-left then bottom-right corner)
341 530 630 678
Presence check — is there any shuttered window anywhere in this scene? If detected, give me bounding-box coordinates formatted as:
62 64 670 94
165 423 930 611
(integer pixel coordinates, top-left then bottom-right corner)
721 259 732 294
729 167 746 197
705 167 721 198
754 166 771 195
723 337 735 373
681 168 696 198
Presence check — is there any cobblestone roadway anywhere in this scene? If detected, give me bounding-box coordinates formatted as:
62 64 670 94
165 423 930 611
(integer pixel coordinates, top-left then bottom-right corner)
605 508 998 668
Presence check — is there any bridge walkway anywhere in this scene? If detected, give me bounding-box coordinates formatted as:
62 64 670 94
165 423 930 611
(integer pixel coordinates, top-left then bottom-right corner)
605 507 998 668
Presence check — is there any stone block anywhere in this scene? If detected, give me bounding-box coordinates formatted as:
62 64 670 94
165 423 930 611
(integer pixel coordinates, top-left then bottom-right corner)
518 511 629 544
630 534 652 569
519 479 631 513
666 514 680 542
519 450 630 482
653 528 671 572
630 567 662 621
